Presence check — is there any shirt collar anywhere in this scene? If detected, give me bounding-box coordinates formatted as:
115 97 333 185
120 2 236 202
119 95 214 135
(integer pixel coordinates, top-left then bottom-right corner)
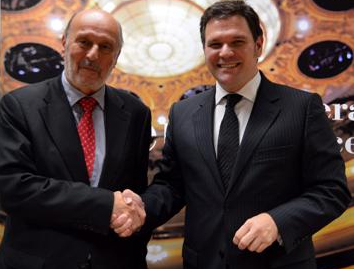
61 72 105 110
215 71 261 106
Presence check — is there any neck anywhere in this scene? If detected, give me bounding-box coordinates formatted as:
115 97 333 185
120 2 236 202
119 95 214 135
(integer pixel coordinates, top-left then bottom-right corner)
222 70 259 93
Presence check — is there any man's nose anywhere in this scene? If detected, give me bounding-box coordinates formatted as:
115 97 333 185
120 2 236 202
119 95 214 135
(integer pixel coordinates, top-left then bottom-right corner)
86 45 99 61
219 44 234 58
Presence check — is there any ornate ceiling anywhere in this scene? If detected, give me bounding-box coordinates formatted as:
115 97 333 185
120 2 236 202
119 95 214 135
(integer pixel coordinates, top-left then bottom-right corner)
1 0 354 131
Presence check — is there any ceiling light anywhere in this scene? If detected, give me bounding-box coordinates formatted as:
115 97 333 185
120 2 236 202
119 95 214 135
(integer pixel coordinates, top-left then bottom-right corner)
49 18 63 32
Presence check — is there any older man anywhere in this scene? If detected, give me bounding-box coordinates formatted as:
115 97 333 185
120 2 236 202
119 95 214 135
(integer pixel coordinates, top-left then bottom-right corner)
0 9 149 269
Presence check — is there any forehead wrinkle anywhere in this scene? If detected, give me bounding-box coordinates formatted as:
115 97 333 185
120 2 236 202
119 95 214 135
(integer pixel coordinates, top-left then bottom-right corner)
75 29 117 43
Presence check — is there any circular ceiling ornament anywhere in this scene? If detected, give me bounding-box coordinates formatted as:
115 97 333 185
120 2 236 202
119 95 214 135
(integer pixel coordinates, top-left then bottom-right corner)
110 0 204 78
298 41 353 79
312 0 354 11
1 0 42 11
97 0 280 77
4 43 64 83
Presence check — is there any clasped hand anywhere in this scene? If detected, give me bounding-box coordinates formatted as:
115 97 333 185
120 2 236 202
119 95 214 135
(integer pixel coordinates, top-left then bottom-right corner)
110 189 145 237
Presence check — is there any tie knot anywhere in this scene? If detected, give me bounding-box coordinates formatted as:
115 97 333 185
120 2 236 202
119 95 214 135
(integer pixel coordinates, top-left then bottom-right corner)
79 97 97 113
225 94 242 109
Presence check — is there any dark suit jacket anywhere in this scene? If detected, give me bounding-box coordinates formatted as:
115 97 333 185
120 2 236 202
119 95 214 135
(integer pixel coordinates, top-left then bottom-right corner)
0 76 151 269
142 74 351 269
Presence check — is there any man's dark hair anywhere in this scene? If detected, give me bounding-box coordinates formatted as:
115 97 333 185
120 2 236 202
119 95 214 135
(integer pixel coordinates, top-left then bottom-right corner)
200 0 263 47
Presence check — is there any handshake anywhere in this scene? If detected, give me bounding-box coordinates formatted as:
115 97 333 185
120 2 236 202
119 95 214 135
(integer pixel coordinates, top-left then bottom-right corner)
110 189 145 237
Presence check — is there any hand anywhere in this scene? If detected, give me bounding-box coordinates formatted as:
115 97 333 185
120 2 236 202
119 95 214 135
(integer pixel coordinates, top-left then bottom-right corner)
120 189 146 233
122 189 145 209
233 213 278 253
110 191 145 237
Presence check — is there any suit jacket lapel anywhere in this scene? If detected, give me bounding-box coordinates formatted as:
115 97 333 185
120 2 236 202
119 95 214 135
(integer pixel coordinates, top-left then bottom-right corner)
39 77 88 184
192 87 225 194
226 75 281 197
98 87 131 189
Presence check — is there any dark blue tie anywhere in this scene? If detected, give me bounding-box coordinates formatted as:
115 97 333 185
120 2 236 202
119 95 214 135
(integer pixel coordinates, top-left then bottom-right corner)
217 94 243 190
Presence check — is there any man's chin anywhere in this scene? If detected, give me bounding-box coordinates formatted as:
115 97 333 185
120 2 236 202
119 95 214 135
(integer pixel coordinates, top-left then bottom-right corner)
216 75 237 86
78 72 102 83
78 69 100 79
75 80 103 94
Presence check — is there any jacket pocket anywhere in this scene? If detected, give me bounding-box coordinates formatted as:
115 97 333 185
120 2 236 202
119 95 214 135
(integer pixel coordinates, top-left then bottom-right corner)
182 244 198 269
253 145 294 163
3 246 44 269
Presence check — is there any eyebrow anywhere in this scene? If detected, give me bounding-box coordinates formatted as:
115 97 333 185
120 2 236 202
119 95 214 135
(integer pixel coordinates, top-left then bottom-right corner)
206 35 247 43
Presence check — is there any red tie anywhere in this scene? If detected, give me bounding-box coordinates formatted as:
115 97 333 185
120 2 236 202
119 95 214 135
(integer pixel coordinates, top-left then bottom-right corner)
77 97 97 178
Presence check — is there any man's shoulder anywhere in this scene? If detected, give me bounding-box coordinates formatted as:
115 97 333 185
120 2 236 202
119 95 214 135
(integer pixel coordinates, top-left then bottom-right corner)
2 76 61 104
106 85 150 112
275 83 311 96
264 77 314 101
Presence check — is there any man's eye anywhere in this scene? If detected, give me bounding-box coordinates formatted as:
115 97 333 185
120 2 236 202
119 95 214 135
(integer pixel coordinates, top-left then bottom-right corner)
232 40 244 46
100 44 113 52
78 40 90 47
208 43 221 48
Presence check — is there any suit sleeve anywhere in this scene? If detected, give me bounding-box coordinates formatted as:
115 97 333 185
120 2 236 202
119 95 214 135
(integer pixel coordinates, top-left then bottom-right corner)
141 104 186 232
268 93 351 253
0 93 113 235
135 108 151 195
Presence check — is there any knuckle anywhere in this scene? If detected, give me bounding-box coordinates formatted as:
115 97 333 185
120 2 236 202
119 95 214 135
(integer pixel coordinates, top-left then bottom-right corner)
248 246 255 252
238 241 246 249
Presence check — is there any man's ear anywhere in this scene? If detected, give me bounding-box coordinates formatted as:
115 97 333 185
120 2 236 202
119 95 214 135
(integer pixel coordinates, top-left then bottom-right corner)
255 35 263 57
61 35 66 58
114 49 121 64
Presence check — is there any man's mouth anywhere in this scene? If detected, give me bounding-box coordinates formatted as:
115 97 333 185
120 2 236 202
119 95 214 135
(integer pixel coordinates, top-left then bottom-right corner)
80 66 98 72
217 63 241 68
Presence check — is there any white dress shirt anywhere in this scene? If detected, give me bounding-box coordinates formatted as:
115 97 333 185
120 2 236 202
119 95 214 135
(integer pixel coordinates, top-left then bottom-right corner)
214 72 261 156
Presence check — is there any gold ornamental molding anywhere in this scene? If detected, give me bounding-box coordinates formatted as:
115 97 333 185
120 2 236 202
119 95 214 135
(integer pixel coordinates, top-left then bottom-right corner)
108 64 214 130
